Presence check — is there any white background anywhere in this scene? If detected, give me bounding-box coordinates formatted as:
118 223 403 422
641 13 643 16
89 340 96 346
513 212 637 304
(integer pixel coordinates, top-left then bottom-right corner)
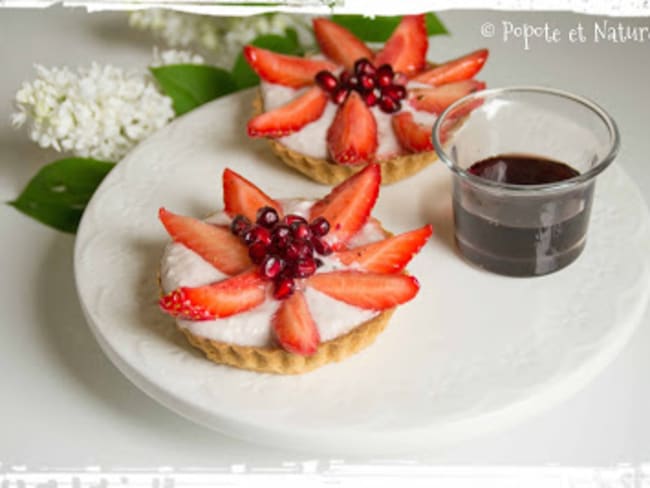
0 7 649 467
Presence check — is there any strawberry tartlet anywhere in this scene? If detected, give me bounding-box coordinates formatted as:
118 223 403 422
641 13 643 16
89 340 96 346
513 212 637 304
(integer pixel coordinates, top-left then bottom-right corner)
244 15 489 185
158 164 432 374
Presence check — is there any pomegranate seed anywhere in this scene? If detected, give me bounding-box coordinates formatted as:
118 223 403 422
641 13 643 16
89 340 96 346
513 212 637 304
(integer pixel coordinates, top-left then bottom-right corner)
271 224 292 247
379 95 401 113
244 226 271 246
315 70 339 93
363 89 379 107
382 84 407 100
273 277 295 300
261 255 284 279
256 206 279 228
283 214 307 226
309 216 330 236
294 257 317 278
376 64 394 87
332 87 348 105
311 236 332 256
290 221 311 240
359 74 376 91
295 239 313 258
230 215 251 236
284 241 301 261
248 241 268 264
315 258 324 268
354 58 376 77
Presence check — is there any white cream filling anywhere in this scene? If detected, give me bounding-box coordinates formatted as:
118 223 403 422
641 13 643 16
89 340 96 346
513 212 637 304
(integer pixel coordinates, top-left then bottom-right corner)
160 199 387 347
260 81 439 161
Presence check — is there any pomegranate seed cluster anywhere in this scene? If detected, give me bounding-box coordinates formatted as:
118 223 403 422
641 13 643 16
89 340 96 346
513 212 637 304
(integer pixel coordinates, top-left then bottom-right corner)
230 206 332 300
315 58 408 114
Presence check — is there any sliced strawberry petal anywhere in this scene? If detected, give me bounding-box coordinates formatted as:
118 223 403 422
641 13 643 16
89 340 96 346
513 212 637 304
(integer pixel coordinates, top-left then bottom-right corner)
308 271 420 310
243 45 337 88
326 91 377 165
413 49 489 86
223 168 281 221
272 291 320 356
375 15 428 76
310 164 380 250
312 18 374 70
160 269 267 320
248 86 329 138
335 225 432 273
408 80 486 114
392 112 434 153
159 208 252 275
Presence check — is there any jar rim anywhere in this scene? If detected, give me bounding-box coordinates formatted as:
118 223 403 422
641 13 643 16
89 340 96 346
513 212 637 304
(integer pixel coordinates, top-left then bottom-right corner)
431 86 620 193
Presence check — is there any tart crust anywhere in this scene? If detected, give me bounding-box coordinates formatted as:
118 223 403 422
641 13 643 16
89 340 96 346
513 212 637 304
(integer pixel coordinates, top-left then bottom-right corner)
253 91 437 185
177 309 393 374
161 221 399 375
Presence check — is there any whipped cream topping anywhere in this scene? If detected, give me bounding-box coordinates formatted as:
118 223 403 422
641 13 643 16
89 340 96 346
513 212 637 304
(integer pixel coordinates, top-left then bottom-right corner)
160 199 387 347
260 81 439 161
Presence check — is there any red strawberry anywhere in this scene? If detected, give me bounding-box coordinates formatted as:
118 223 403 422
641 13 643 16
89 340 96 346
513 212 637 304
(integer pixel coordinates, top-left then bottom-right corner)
374 15 428 76
310 164 380 250
248 87 329 138
413 49 489 86
160 270 267 320
159 208 252 275
334 225 432 273
308 271 420 310
326 91 377 164
312 18 374 71
223 168 281 222
243 46 337 88
408 80 486 114
272 291 320 356
391 112 434 152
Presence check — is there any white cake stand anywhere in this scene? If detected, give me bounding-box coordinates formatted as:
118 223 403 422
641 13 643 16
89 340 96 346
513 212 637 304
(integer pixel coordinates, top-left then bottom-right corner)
74 90 650 454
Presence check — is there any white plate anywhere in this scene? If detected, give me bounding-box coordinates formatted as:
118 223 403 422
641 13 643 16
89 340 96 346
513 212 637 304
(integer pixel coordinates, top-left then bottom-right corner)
75 90 650 454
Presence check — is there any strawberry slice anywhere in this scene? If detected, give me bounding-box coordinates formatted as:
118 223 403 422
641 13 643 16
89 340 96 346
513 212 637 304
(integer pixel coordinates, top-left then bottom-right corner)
309 271 420 310
272 291 320 356
374 15 428 76
159 208 252 275
248 86 329 138
408 80 486 114
326 91 377 164
392 112 434 152
223 168 281 221
334 225 432 273
243 45 337 88
160 270 267 321
310 164 380 250
413 49 489 86
312 18 374 70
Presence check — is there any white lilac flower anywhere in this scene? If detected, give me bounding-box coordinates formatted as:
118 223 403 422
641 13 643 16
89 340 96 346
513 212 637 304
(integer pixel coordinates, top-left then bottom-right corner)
129 9 214 48
151 47 205 67
12 63 174 162
129 10 314 68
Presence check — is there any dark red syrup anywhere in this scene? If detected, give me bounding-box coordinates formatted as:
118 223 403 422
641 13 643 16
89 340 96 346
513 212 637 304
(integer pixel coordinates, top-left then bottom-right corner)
454 154 591 276
467 154 579 184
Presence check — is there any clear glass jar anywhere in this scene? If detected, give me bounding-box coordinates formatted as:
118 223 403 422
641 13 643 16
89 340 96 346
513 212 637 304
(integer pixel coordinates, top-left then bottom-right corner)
432 86 620 277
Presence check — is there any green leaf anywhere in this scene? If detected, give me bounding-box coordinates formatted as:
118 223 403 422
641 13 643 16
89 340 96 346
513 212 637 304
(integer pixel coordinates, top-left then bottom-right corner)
231 33 303 90
151 64 238 116
425 13 449 36
330 13 448 43
8 157 115 234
